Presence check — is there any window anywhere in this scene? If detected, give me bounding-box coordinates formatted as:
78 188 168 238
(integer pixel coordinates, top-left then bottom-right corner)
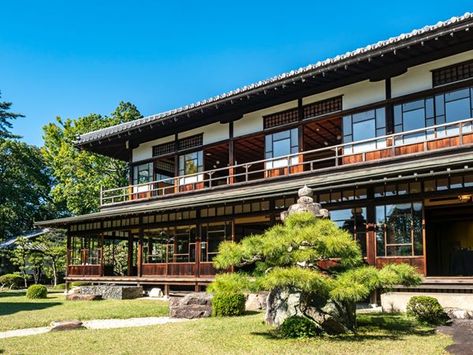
343 108 386 153
265 128 299 168
133 162 153 185
201 222 232 262
433 60 473 87
394 98 435 143
376 202 423 257
330 208 367 256
264 108 299 129
179 151 203 184
303 96 342 119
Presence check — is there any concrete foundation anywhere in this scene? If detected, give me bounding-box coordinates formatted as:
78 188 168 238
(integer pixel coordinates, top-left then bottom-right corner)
381 291 473 315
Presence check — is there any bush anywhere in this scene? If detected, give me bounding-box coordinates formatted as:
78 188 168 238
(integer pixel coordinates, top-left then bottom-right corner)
52 283 66 290
0 273 24 289
406 296 449 325
212 292 246 317
26 284 48 299
278 316 321 338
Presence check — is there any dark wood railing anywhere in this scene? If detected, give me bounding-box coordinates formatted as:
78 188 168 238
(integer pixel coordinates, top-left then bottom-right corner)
101 118 473 207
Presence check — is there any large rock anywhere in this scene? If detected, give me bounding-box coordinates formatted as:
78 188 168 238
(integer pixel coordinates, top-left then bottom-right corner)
265 288 352 335
169 292 212 319
50 320 84 331
78 285 143 300
66 293 102 301
245 292 269 311
265 288 304 325
149 288 163 298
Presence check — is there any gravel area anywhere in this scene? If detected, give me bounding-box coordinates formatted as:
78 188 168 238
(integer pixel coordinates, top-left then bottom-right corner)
0 317 190 339
437 319 473 354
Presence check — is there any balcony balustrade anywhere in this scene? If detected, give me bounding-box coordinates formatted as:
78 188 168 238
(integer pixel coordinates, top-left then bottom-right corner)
100 118 473 207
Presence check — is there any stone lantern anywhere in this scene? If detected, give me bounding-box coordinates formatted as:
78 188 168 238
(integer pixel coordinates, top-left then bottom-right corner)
280 185 329 222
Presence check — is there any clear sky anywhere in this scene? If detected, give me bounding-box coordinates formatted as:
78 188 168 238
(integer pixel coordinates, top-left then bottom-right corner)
1 1 472 146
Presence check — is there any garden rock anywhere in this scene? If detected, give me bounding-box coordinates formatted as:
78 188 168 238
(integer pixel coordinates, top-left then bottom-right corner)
149 288 164 298
50 320 84 331
169 292 212 319
79 285 143 300
265 288 304 326
265 288 352 334
245 292 268 311
66 294 102 301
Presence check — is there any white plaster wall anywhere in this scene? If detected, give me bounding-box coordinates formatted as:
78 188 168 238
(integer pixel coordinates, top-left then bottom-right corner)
132 134 174 162
178 122 229 145
391 50 473 98
381 291 473 313
303 80 385 110
234 100 297 137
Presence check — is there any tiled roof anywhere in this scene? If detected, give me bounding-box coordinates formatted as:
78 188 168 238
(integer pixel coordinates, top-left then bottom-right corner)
77 13 473 145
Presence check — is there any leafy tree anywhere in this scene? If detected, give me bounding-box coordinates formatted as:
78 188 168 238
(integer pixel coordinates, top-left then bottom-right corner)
42 102 141 214
9 237 31 287
210 212 421 333
0 140 55 241
36 230 66 286
0 92 24 139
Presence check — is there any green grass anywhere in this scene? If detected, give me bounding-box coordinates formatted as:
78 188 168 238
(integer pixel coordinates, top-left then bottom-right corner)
0 312 451 355
0 290 168 331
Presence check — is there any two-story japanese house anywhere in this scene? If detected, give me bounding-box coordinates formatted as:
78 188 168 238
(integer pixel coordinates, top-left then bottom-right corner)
38 13 473 295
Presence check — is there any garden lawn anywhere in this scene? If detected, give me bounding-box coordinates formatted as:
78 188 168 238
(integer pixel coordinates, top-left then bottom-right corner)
0 313 452 355
0 290 168 331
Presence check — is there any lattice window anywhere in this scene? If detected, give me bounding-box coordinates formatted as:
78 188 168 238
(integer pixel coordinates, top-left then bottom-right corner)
433 60 473 87
153 141 175 157
156 160 174 173
303 96 342 119
264 108 299 129
178 134 203 151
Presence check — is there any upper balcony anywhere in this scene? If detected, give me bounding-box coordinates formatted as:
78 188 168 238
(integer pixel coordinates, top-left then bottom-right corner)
100 117 473 207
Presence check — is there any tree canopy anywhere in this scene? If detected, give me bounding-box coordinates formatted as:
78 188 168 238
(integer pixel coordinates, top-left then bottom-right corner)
209 212 421 332
42 101 142 214
0 92 24 139
0 139 56 241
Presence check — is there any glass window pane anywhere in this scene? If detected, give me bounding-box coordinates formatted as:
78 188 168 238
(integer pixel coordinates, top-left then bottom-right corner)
273 130 290 140
376 108 386 128
353 119 375 141
343 116 352 135
352 110 375 123
273 139 291 158
403 108 426 131
394 105 402 126
446 97 470 122
445 88 470 102
435 95 445 116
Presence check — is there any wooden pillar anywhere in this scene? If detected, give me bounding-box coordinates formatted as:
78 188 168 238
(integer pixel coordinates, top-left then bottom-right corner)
66 231 71 277
195 214 201 278
100 232 105 276
228 121 235 184
137 228 143 277
297 98 304 174
385 78 394 135
366 187 376 266
174 133 179 193
127 232 133 277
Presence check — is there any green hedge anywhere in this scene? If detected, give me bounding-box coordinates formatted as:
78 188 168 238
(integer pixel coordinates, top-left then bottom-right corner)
406 296 449 325
212 292 246 317
0 273 24 289
278 316 321 338
26 284 48 299
52 283 66 290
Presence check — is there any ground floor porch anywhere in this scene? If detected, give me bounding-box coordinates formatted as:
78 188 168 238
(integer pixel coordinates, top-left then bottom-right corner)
40 161 473 293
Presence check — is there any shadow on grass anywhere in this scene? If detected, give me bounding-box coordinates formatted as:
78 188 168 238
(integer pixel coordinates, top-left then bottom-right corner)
251 314 435 341
0 291 26 298
0 302 61 316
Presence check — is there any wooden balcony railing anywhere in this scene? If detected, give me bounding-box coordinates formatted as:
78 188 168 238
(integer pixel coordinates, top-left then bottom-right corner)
101 118 473 207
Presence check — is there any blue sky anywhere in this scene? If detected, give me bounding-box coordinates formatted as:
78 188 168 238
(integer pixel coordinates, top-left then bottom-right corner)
1 1 472 146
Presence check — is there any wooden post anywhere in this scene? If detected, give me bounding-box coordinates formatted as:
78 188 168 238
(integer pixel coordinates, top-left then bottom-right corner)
229 122 235 184
127 232 133 276
174 133 179 193
137 229 143 277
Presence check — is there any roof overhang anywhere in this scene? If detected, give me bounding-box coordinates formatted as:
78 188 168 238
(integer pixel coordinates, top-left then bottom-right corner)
36 148 473 227
75 14 473 160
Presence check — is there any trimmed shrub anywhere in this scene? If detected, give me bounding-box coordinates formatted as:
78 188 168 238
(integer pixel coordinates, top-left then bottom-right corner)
212 292 246 317
70 281 90 287
278 316 321 338
0 273 24 289
406 296 449 325
52 283 66 290
26 284 48 299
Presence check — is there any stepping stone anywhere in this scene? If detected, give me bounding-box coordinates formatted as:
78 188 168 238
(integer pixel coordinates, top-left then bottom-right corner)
50 320 84 332
66 294 102 301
